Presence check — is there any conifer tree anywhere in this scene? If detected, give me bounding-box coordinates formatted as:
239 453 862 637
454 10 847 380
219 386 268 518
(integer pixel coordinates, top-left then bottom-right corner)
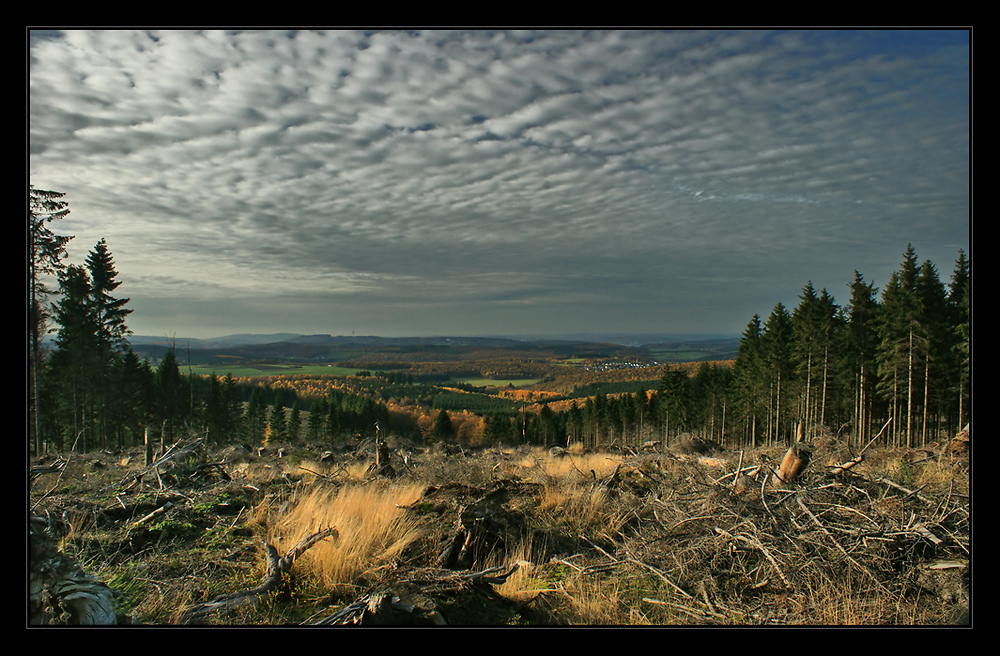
843 271 879 445
84 239 133 447
733 314 765 447
432 409 454 442
762 303 793 444
267 398 286 443
876 245 923 446
29 186 73 452
657 366 689 445
47 265 101 449
947 251 970 430
287 400 302 443
244 387 268 444
156 349 184 441
914 259 950 443
85 239 132 354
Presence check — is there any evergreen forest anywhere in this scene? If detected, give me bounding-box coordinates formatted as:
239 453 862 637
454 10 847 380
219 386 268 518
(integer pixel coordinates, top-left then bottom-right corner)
29 187 971 455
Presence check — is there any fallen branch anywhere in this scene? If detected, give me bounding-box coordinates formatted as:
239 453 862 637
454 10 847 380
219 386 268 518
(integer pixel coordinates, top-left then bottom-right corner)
131 501 174 528
715 526 792 591
875 476 934 505
179 526 338 624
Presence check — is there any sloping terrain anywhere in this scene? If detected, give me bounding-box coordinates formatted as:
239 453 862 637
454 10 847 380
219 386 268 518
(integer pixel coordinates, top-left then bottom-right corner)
29 432 970 626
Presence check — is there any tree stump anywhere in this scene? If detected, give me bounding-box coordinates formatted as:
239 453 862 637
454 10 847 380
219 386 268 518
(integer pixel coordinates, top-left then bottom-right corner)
771 442 812 487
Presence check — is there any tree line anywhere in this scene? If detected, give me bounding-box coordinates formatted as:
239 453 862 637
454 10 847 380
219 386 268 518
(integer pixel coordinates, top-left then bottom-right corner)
728 245 970 449
30 187 969 453
488 246 970 452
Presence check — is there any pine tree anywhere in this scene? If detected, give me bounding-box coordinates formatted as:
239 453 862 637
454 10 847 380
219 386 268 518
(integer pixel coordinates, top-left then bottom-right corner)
267 398 287 444
843 271 879 446
29 186 74 452
733 314 765 447
947 251 970 432
47 265 101 449
762 303 793 444
85 239 132 354
84 239 133 447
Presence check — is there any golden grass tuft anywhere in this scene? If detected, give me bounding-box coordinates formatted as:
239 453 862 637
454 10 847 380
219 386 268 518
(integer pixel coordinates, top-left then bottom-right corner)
293 459 373 483
269 483 425 588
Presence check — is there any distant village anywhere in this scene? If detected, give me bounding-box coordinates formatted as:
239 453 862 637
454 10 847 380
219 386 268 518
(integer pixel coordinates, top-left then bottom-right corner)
583 360 660 372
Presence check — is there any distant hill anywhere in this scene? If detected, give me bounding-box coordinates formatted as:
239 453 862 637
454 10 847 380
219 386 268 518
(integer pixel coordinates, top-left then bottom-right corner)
125 332 740 367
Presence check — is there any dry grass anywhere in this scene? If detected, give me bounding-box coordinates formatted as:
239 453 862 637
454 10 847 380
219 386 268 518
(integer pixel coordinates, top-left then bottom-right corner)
268 483 425 589
518 447 623 481
30 436 970 626
293 458 373 483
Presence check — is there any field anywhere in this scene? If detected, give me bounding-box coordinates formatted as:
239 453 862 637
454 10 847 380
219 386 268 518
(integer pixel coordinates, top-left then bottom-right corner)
30 431 970 626
187 363 365 378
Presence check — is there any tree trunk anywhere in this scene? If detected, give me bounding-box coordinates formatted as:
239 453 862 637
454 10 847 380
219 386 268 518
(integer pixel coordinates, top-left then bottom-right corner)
907 328 914 448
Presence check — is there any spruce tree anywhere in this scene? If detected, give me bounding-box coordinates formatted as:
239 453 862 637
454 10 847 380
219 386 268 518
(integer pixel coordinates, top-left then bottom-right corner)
947 251 970 432
876 245 923 446
85 239 132 354
287 400 302 443
29 186 74 453
84 239 133 447
48 265 101 449
914 260 950 443
762 303 793 444
843 271 879 446
734 314 765 447
156 349 184 441
267 398 286 444
432 409 454 442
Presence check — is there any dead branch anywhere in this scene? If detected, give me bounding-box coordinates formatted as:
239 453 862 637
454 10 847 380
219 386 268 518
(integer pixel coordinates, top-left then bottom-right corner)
131 501 174 528
178 526 338 624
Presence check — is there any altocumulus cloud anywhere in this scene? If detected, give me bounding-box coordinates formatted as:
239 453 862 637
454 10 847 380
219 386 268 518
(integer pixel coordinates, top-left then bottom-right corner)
29 29 970 338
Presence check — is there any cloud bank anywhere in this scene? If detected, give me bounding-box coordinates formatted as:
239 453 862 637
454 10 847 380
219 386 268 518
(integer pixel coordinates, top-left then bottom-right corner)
29 29 970 338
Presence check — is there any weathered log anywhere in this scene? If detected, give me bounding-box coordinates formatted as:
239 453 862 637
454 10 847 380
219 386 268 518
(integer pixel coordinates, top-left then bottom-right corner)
29 516 117 625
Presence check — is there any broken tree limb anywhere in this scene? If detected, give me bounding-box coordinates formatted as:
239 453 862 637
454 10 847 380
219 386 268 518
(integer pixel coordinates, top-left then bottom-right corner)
131 501 174 528
875 476 934 505
715 526 792 592
179 526 338 624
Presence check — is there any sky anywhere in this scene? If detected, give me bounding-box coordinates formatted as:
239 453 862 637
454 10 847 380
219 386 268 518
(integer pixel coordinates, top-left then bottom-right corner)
28 29 970 341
